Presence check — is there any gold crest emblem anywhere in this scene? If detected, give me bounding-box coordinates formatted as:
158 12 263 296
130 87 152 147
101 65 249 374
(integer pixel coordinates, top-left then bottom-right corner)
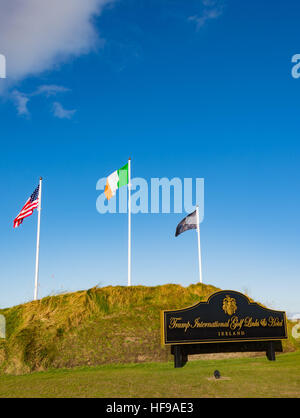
222 295 237 316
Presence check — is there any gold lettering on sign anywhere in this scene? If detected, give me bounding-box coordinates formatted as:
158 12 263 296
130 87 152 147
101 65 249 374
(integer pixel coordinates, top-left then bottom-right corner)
260 318 268 327
168 316 284 333
217 330 246 337
268 316 283 327
191 317 230 329
244 317 260 327
229 316 244 331
169 317 191 333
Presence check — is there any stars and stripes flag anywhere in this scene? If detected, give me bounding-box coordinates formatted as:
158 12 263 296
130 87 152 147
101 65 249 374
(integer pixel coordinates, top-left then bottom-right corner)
13 184 40 228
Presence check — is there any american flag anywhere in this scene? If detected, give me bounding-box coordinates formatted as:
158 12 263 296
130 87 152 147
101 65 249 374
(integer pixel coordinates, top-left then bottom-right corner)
13 185 40 228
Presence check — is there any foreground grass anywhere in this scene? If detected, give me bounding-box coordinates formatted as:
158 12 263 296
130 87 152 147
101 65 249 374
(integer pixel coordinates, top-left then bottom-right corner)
0 351 299 398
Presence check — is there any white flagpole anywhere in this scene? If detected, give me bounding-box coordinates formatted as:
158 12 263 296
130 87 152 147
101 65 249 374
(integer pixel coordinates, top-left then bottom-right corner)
128 158 132 287
34 177 42 301
196 206 203 284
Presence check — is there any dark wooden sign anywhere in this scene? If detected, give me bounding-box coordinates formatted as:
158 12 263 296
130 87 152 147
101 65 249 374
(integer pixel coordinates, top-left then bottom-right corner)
161 290 287 367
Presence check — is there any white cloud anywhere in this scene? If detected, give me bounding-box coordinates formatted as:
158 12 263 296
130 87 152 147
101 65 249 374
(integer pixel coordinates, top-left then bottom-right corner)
0 0 115 85
32 85 71 97
11 90 30 116
189 0 224 30
202 0 218 6
52 101 76 119
10 84 72 117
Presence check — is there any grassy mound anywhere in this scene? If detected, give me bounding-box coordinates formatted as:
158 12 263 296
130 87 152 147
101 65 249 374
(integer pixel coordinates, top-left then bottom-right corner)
0 283 298 375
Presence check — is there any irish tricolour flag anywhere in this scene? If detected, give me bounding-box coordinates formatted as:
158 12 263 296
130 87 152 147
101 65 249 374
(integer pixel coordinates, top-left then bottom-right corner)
105 163 129 200
103 159 132 287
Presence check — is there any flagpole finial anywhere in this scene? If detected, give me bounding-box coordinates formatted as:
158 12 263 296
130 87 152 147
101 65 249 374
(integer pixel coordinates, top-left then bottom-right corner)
40 177 43 180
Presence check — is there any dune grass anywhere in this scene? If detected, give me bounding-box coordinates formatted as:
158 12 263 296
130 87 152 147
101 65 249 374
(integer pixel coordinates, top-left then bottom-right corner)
0 283 298 376
0 283 219 374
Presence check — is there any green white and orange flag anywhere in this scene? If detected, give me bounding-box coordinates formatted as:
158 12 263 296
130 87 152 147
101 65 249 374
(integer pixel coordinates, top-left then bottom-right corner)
104 163 129 200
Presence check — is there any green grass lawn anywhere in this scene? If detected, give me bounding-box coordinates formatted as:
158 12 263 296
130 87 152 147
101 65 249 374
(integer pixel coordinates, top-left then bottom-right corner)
0 351 299 398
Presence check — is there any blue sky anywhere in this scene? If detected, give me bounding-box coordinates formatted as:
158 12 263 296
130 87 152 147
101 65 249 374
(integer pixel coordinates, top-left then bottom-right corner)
0 0 299 314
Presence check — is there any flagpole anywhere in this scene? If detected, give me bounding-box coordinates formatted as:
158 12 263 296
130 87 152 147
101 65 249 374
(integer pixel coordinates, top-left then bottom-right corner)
128 158 132 287
34 177 42 301
196 206 203 284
